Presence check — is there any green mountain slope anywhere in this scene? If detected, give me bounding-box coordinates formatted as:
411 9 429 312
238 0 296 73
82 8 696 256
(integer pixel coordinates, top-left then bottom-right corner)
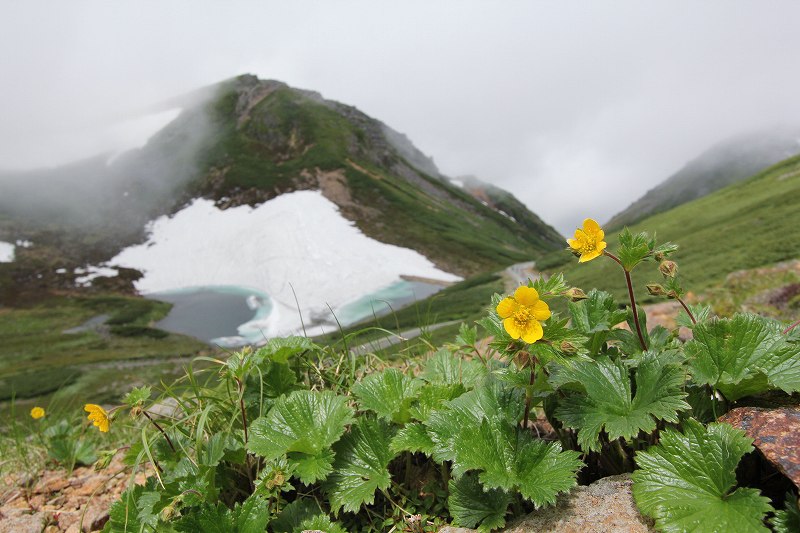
549 154 800 301
606 128 800 230
0 75 563 297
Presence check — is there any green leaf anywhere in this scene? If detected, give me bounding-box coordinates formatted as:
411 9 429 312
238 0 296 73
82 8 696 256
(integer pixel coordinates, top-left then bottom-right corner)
617 228 654 271
772 492 800 533
175 503 234 533
408 383 466 422
568 289 627 336
632 419 773 533
352 368 422 424
448 471 511 531
456 420 582 507
232 493 270 533
247 390 354 483
270 499 323 533
551 354 689 451
531 272 568 299
530 315 590 365
292 449 335 484
421 349 487 389
324 417 398 513
253 335 314 364
390 422 434 455
299 515 348 533
426 379 524 467
676 303 712 328
123 385 152 407
686 313 800 400
454 322 478 347
104 487 145 533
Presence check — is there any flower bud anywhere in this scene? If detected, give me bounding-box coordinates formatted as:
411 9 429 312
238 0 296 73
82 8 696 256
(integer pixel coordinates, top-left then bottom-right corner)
667 290 679 299
565 287 588 301
560 341 578 354
659 260 678 278
646 284 666 296
654 252 665 262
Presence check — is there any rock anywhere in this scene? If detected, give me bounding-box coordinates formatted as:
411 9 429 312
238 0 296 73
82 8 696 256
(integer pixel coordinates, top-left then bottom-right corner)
719 406 800 488
440 474 654 533
0 510 48 533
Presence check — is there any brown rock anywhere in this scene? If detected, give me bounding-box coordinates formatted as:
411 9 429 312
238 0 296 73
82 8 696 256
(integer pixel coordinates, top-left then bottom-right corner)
719 406 800 488
0 510 48 533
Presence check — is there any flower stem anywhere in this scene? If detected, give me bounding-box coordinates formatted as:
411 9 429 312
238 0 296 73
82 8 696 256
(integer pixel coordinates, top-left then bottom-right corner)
604 251 648 351
782 318 800 335
523 362 537 430
142 411 176 453
676 297 696 325
236 379 249 445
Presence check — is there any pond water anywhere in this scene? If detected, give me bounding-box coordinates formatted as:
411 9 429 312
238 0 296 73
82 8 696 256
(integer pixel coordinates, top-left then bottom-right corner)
148 280 445 347
148 286 273 347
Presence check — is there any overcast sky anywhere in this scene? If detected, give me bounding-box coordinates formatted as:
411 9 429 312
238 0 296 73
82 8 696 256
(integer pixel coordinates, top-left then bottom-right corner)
2 1 800 234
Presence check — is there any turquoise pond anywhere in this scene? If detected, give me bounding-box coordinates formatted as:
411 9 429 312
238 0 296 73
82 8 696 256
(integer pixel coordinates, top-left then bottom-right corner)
147 280 443 346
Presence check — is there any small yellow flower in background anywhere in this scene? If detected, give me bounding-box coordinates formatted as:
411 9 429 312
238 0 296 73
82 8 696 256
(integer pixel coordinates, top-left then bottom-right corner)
30 407 45 419
567 218 607 263
496 286 552 343
84 404 110 433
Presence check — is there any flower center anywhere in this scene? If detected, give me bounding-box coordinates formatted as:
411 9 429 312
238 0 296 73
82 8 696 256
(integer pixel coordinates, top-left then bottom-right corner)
513 306 532 327
580 236 597 254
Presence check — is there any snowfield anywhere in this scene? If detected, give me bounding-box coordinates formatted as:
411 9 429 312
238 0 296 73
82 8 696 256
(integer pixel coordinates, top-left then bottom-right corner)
0 241 14 262
110 190 461 338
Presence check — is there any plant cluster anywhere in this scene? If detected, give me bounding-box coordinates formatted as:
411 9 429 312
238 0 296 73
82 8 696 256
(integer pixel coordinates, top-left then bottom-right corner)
13 219 800 532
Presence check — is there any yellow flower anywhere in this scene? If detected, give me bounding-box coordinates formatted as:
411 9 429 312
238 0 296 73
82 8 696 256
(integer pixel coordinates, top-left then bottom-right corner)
567 218 607 263
30 407 45 419
84 404 110 433
496 286 551 343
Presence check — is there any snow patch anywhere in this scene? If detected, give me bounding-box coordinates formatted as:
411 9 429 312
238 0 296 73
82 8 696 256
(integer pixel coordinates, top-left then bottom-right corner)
0 241 14 262
449 178 465 189
75 266 119 286
110 191 461 337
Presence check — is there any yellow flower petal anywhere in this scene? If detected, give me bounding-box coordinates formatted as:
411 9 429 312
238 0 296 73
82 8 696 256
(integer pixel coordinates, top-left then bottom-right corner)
85 404 110 433
30 407 45 419
503 317 522 339
520 320 544 344
583 218 601 233
496 297 517 319
532 300 551 321
513 285 540 306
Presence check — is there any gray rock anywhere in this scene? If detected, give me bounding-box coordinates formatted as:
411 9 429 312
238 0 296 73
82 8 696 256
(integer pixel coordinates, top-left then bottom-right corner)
441 474 655 533
0 510 48 533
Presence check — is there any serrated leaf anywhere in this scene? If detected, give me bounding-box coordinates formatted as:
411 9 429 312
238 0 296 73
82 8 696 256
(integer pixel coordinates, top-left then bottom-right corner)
232 493 269 533
270 499 323 533
421 349 487 389
247 390 354 483
426 379 524 466
390 422 434 455
175 503 234 533
136 491 163 529
123 385 152 407
551 354 689 451
292 449 335 484
632 419 773 533
408 383 466 421
531 272 568 298
300 514 348 533
676 303 712 328
772 492 800 533
448 471 511 531
352 368 421 424
568 289 627 336
456 419 582 507
324 417 397 513
529 315 590 365
454 322 478 347
686 313 800 400
617 228 653 271
253 335 314 364
104 487 145 533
